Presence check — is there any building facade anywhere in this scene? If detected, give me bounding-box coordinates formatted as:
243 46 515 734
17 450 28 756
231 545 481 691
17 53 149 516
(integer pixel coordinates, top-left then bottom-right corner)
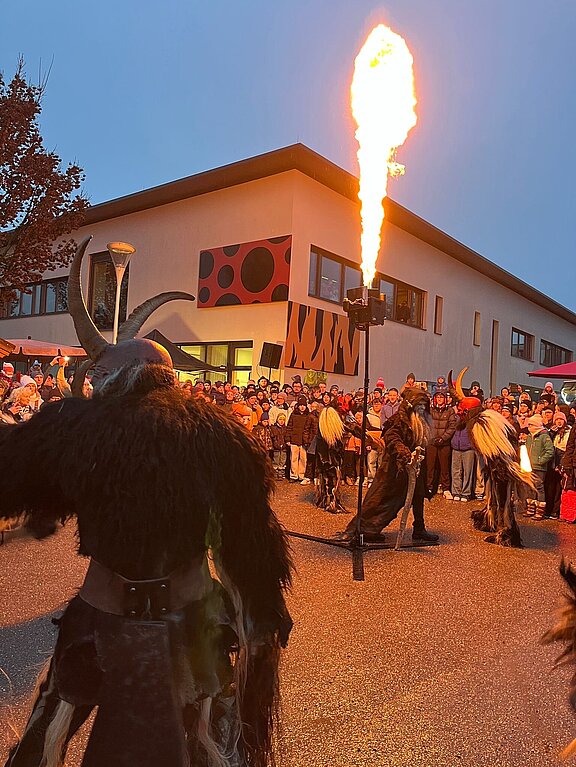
1 144 574 394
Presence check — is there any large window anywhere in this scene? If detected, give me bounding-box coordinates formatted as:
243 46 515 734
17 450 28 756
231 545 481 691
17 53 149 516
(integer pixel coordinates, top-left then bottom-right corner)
178 341 253 386
540 339 572 367
511 328 534 361
89 252 129 330
0 278 68 319
308 246 425 328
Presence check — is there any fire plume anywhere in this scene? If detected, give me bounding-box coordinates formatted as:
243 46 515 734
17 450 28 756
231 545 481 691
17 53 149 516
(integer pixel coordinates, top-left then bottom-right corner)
351 24 417 287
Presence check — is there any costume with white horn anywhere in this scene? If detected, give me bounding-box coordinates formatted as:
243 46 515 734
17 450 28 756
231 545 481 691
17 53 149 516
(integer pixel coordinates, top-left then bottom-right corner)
448 367 534 548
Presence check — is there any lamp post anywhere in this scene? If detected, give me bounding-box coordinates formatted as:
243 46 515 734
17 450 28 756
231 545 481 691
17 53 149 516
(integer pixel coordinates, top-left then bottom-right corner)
106 242 135 345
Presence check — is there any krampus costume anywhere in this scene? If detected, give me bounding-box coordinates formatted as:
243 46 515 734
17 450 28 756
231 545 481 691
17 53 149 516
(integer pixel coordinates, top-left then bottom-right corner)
1 238 292 767
339 387 438 542
315 404 347 513
542 560 576 759
449 368 534 548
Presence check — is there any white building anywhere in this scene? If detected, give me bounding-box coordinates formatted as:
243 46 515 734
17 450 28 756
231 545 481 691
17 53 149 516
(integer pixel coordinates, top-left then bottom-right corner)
1 144 574 395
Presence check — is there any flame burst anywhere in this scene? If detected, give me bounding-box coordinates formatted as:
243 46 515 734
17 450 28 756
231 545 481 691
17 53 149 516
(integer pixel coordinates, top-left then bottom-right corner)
351 24 417 287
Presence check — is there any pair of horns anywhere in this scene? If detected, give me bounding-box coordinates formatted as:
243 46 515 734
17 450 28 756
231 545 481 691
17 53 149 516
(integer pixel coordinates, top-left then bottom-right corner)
68 235 195 361
448 367 469 401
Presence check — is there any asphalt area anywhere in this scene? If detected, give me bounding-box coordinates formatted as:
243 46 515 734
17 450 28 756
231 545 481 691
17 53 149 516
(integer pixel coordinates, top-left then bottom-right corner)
1 483 575 766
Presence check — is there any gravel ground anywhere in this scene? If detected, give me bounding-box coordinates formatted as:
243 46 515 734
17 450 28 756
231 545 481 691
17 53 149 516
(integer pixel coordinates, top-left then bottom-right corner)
1 483 575 766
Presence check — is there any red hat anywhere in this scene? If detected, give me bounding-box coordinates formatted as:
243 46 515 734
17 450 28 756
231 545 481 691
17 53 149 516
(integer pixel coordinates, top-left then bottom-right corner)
376 377 385 390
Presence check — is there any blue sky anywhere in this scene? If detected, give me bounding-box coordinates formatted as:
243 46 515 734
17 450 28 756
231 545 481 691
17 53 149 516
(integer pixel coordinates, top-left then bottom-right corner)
2 0 575 309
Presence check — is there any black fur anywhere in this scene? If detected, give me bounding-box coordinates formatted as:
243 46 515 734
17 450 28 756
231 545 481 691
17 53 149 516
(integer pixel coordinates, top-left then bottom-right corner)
0 363 293 766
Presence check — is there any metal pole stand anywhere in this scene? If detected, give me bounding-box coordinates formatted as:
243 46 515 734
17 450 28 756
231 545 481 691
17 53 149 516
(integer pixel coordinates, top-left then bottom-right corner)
286 288 438 581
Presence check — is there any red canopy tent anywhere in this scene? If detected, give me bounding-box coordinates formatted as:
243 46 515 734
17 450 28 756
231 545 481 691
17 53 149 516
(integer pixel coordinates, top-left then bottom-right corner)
528 361 576 379
5 339 86 358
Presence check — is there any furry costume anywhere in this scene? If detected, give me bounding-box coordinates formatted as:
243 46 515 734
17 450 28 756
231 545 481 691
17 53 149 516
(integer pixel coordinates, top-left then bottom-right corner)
315 405 347 513
0 364 292 767
542 560 576 759
340 387 435 540
449 369 534 548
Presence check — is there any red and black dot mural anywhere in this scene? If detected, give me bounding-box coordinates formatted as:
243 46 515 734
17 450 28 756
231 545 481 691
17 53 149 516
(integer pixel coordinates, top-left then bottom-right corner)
284 301 360 376
197 236 291 307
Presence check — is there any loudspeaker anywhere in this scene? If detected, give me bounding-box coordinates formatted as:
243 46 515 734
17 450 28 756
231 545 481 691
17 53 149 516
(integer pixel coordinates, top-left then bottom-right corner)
260 342 283 369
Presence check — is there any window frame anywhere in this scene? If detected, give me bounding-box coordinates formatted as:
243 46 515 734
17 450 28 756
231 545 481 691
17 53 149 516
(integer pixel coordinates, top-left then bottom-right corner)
473 312 481 347
510 327 534 361
434 296 443 335
0 277 69 319
308 245 426 329
88 251 130 331
177 340 253 383
540 339 572 367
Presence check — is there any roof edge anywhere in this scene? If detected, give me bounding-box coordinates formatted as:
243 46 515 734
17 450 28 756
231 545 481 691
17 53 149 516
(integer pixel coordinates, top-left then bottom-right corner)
83 143 576 326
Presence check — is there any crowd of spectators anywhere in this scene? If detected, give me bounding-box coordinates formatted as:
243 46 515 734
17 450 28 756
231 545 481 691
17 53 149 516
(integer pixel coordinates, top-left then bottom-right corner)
2 358 575 524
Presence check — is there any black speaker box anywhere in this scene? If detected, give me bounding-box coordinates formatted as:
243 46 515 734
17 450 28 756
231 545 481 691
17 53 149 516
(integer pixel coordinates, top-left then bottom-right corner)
260 342 283 369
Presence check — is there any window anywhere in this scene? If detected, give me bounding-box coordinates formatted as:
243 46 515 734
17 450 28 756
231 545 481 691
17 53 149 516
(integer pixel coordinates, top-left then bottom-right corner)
308 246 425 328
178 341 253 385
308 246 361 305
434 296 443 335
473 312 481 347
0 278 68 319
89 252 129 330
540 340 572 367
511 328 534 361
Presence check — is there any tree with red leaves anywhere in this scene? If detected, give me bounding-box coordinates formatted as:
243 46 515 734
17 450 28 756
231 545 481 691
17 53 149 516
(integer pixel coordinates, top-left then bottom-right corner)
0 59 88 291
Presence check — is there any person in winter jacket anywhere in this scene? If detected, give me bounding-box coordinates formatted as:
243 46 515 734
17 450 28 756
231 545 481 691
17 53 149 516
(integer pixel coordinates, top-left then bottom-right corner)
302 403 321 485
426 391 457 498
450 414 477 502
381 388 401 426
560 422 576 522
545 412 571 518
271 412 288 480
252 412 274 460
525 414 555 518
285 396 314 481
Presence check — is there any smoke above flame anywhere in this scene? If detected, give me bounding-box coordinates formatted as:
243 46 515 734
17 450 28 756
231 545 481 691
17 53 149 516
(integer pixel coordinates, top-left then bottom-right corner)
351 24 417 287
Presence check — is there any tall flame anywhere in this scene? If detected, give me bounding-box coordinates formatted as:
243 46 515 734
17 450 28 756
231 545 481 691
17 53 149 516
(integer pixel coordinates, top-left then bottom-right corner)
351 24 417 286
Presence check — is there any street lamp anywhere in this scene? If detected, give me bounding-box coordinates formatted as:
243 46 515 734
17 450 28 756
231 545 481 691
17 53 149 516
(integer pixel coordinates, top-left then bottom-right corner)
106 241 135 345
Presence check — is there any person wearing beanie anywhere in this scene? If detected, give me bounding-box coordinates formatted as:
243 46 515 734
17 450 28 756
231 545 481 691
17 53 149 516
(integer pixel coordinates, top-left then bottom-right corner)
540 382 557 407
375 377 385 391
271 412 288 480
427 391 457 498
252 411 274 457
285 396 313 482
544 411 572 518
399 373 416 396
525 415 554 519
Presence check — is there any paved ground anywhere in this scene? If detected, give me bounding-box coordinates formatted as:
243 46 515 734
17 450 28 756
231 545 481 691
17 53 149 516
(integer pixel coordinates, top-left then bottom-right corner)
1 484 575 766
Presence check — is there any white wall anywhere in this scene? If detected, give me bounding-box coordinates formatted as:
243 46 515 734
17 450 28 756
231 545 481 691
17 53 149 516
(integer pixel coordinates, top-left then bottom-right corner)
1 167 574 393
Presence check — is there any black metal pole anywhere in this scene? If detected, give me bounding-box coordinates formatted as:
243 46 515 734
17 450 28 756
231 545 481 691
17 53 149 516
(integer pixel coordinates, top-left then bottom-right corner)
352 322 370 580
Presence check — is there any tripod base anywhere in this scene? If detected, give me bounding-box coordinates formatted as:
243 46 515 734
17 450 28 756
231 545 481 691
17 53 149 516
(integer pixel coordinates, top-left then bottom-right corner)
285 530 439 581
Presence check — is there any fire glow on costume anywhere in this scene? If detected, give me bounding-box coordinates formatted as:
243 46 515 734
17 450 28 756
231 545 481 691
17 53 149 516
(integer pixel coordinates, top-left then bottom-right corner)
0 239 293 767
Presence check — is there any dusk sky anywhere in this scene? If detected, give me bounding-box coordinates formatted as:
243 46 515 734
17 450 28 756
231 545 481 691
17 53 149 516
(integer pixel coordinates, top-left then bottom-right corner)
2 1 575 309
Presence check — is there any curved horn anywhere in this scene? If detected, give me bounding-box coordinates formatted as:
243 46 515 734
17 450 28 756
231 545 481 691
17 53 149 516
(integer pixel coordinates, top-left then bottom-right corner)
67 236 109 361
117 291 196 342
71 358 94 398
453 366 468 401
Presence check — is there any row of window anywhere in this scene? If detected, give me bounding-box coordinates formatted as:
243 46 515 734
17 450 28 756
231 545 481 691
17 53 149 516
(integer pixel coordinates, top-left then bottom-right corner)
0 253 129 330
308 246 425 328
0 278 69 319
0 248 573 371
511 328 572 365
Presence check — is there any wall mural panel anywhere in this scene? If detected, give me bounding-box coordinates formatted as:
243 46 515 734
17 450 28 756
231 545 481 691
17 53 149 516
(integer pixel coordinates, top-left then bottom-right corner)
197 236 291 307
284 301 359 376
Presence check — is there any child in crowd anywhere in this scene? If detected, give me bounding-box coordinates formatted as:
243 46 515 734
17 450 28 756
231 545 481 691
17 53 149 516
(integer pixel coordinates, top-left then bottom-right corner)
271 412 288 480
